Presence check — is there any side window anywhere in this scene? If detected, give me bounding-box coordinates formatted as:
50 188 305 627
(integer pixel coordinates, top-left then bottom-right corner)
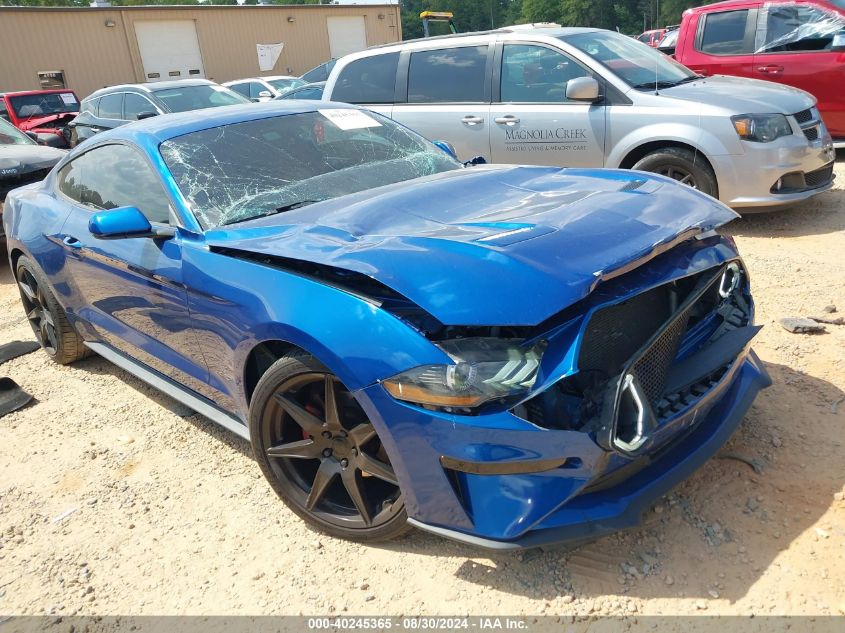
57 144 171 224
332 52 399 104
756 5 845 53
0 101 8 121
500 45 590 104
80 97 99 116
98 93 123 120
408 46 488 103
698 10 753 55
228 83 250 98
249 82 267 99
123 93 156 120
637 33 652 43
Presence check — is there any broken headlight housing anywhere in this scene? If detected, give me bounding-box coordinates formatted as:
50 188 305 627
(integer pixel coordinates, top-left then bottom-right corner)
382 338 546 410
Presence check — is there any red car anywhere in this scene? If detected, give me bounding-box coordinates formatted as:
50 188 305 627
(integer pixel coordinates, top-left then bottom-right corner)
0 89 80 148
637 28 666 47
672 0 845 145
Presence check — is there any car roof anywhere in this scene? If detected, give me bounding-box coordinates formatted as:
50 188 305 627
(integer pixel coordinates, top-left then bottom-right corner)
684 0 761 12
223 76 299 84
86 79 216 100
365 25 601 51
89 100 353 145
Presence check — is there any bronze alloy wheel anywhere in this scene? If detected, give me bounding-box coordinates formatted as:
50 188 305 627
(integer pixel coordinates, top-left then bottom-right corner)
250 354 409 541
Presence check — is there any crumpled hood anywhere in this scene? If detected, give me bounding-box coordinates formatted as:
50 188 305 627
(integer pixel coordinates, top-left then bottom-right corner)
205 166 738 326
0 144 66 174
658 75 815 115
18 112 77 132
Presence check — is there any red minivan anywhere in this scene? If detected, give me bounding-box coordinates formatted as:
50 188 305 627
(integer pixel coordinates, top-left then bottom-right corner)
673 0 845 144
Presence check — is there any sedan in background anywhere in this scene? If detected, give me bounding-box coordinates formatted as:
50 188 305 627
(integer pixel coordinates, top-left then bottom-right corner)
223 76 307 102
68 79 248 147
274 82 325 101
0 117 65 237
4 102 770 549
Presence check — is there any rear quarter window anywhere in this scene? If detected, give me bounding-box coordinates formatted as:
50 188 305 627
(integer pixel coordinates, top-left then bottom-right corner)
698 9 753 55
332 53 399 104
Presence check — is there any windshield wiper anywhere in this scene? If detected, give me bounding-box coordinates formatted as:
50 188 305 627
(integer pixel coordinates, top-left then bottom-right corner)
219 200 321 226
631 76 700 91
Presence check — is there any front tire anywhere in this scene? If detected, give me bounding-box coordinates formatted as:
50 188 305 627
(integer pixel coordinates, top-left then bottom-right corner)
249 353 409 542
632 147 718 198
15 255 88 365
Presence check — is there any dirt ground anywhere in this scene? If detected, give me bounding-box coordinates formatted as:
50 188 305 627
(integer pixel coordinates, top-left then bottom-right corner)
0 157 843 619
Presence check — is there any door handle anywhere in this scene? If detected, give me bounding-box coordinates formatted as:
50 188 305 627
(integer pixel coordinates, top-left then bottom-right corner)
62 235 82 249
757 64 784 74
494 115 520 126
461 115 484 126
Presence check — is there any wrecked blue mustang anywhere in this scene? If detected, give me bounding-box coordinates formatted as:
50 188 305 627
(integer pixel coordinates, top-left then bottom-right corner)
3 102 770 548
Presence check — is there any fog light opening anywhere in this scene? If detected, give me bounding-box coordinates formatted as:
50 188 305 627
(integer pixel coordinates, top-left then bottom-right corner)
613 374 648 453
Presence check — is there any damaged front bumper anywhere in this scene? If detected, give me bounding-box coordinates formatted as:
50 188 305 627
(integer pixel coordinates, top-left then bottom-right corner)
355 237 772 549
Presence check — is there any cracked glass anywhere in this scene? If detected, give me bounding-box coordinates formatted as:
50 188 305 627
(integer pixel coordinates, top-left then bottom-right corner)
160 109 461 229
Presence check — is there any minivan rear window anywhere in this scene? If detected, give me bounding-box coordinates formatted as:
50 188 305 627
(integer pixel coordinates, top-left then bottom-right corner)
332 53 399 104
408 46 488 103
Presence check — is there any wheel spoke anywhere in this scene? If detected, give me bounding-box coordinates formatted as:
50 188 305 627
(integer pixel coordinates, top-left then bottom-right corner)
306 459 339 510
266 438 320 460
679 174 692 185
323 375 343 432
18 280 37 302
348 422 376 447
26 306 41 323
41 306 55 327
341 467 372 526
357 453 398 486
274 392 325 436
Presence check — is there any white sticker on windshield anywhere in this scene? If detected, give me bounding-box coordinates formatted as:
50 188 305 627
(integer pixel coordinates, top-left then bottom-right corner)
319 109 382 131
59 93 78 105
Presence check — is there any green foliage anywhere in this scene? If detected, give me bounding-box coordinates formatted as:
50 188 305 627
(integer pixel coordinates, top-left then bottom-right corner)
399 0 713 38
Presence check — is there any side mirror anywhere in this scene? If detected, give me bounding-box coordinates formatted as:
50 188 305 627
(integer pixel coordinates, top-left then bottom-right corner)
88 206 173 240
832 31 845 52
137 111 158 120
258 90 273 99
464 156 487 166
432 140 457 159
566 76 601 102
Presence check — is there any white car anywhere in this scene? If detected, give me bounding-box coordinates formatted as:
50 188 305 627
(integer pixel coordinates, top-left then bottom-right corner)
223 76 307 102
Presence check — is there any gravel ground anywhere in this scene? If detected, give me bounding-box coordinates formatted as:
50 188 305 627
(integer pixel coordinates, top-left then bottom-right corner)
0 157 843 618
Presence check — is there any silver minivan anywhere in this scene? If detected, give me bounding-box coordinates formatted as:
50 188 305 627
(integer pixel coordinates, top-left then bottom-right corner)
321 25 836 210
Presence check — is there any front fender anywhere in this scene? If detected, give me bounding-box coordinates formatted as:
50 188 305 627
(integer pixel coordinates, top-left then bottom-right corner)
607 121 741 170
181 242 451 415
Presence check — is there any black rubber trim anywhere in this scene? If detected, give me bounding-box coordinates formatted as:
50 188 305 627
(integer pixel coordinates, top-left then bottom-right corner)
440 455 567 475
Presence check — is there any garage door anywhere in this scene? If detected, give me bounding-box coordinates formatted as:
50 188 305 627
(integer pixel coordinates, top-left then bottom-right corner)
327 16 368 59
134 20 205 82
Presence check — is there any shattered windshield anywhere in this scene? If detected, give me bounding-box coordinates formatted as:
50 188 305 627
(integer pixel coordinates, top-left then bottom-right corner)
160 109 461 228
564 31 698 89
9 92 79 119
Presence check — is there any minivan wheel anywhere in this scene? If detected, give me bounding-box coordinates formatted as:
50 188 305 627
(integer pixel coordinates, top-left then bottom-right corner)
250 353 409 542
15 255 88 364
632 147 718 198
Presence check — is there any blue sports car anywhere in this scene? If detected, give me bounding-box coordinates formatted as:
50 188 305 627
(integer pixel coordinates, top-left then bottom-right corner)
3 102 771 548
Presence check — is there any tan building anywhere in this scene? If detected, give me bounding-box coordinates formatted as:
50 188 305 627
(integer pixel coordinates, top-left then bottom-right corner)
0 3 402 99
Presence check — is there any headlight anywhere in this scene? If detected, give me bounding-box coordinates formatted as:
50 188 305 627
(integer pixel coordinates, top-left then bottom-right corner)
731 114 792 143
382 338 546 409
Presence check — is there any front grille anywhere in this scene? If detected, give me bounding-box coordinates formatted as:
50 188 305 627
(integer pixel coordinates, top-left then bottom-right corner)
630 307 691 406
803 126 819 142
0 168 50 200
793 108 813 124
805 163 834 188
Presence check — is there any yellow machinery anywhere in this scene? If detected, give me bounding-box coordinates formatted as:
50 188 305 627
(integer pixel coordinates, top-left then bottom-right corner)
420 11 457 37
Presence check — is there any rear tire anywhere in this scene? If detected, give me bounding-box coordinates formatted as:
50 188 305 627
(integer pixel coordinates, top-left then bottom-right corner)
632 147 718 198
15 255 88 365
250 353 410 542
